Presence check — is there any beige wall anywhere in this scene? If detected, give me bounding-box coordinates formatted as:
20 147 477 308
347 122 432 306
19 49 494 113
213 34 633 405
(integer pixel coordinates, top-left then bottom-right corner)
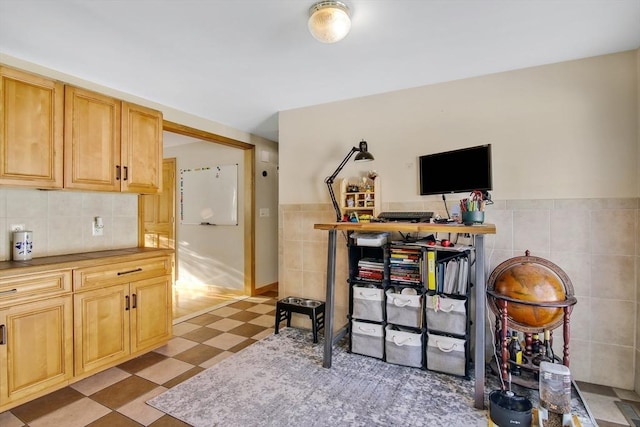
280 51 637 203
279 50 639 390
165 142 245 291
165 139 279 291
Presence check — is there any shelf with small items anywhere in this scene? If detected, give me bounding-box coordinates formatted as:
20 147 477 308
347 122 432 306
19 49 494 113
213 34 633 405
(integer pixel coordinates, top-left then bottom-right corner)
339 175 380 222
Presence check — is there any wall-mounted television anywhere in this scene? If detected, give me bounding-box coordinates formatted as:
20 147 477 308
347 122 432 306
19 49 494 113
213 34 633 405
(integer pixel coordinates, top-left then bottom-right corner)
419 144 493 196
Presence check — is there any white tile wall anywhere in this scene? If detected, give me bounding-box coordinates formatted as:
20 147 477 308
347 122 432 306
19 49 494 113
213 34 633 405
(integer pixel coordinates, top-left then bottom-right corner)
0 188 139 260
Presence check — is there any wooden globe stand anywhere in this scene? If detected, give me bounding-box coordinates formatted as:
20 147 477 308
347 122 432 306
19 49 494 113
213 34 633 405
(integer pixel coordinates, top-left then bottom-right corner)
487 250 578 390
487 290 577 389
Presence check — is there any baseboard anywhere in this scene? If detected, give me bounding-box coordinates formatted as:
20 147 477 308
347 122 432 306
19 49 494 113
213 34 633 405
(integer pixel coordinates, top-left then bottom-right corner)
254 282 278 295
174 282 246 296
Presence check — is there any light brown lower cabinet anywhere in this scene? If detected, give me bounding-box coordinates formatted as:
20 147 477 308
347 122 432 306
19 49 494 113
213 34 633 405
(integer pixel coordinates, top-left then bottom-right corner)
0 252 172 413
0 295 74 407
74 275 172 376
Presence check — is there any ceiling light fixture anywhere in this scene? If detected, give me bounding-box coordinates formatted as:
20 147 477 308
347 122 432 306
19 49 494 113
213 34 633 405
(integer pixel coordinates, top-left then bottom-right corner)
308 1 351 44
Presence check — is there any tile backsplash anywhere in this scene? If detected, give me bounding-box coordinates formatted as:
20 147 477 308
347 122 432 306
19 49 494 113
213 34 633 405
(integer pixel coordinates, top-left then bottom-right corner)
0 188 139 260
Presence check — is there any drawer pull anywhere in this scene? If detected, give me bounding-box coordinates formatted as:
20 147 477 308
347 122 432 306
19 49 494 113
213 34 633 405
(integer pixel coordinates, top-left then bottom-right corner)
0 325 6 345
116 165 121 180
117 268 143 276
125 295 130 311
132 293 137 309
0 288 18 296
123 166 128 181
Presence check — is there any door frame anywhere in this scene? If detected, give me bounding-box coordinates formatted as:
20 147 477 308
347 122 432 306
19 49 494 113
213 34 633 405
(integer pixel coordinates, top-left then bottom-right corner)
138 156 176 261
138 120 256 296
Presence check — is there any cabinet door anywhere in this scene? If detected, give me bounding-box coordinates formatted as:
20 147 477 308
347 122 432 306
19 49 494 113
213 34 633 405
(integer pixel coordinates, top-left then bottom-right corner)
121 102 162 194
0 66 63 188
64 85 121 191
130 275 172 353
74 284 130 376
0 295 73 406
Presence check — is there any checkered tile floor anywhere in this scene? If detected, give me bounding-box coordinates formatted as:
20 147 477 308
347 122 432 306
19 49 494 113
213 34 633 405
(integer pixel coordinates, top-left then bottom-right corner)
0 292 278 427
0 289 637 426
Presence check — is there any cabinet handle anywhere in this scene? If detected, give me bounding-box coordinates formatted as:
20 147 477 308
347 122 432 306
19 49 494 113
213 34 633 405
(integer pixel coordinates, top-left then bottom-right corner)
123 166 128 181
0 288 17 296
125 295 130 311
117 267 143 276
116 165 121 181
0 324 6 345
132 293 137 309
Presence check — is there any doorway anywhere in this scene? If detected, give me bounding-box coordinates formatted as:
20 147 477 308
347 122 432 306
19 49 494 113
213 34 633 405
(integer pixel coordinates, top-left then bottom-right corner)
138 121 256 321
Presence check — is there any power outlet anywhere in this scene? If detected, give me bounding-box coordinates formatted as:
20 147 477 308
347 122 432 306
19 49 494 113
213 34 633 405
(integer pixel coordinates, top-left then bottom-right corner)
92 218 104 237
10 224 25 232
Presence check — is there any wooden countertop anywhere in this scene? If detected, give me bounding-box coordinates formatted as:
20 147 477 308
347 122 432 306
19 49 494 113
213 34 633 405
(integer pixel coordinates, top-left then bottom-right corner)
314 221 496 234
0 247 174 277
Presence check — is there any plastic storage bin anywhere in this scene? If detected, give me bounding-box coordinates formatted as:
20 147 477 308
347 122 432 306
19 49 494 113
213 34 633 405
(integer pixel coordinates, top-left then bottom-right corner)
385 288 422 328
426 332 467 377
425 294 467 335
352 285 384 322
385 325 423 368
351 320 384 359
539 361 572 415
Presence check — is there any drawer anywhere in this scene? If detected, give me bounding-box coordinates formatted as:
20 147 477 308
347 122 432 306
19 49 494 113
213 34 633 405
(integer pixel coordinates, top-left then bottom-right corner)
385 325 423 368
385 288 423 328
352 285 384 322
350 320 384 360
74 256 171 291
426 332 467 377
425 294 467 335
0 270 72 306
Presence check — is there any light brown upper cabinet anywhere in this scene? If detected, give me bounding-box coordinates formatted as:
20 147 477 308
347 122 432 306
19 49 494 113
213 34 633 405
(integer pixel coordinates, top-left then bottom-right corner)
64 86 162 194
121 102 163 194
0 66 64 188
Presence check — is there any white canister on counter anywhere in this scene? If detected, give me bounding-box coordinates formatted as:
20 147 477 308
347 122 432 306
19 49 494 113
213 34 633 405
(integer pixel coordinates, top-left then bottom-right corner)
13 231 33 261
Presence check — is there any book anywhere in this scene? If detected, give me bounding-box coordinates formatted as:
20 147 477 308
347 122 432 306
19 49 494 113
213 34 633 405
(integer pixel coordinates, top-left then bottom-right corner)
427 250 436 291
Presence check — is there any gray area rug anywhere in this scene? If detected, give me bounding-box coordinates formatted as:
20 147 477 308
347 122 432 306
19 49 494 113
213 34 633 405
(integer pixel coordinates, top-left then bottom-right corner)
147 328 593 427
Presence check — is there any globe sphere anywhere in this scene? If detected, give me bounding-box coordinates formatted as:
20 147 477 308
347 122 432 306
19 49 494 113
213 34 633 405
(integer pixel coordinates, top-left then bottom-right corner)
494 263 566 329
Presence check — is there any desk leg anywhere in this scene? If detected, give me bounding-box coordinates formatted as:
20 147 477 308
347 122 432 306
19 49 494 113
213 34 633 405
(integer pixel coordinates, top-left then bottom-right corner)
474 234 486 409
323 229 337 368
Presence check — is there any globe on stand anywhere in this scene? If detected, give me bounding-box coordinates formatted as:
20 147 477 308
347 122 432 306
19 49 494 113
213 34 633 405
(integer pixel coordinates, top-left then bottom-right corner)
488 251 574 332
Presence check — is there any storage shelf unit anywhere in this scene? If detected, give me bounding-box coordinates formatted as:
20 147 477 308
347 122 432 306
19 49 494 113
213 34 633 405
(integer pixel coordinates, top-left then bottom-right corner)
346 233 473 378
315 221 496 410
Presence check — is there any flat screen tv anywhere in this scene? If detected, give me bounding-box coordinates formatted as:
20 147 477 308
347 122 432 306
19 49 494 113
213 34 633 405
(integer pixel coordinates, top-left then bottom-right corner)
419 144 492 195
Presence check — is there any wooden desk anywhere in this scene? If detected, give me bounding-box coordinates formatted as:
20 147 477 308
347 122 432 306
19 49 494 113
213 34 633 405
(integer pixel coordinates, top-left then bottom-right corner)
314 221 496 409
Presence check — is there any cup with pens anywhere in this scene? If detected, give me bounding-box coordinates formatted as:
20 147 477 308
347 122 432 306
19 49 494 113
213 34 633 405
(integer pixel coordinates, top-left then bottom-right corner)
460 190 486 225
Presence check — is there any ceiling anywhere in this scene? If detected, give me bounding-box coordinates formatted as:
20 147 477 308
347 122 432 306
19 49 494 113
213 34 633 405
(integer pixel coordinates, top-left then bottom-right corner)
1 1 639 143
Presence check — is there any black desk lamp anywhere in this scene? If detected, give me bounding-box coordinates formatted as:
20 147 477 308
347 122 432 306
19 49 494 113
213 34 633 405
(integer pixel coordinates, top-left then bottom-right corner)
324 140 375 222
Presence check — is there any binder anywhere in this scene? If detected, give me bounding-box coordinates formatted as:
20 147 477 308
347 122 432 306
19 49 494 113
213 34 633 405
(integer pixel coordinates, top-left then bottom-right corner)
427 250 436 291
443 258 459 294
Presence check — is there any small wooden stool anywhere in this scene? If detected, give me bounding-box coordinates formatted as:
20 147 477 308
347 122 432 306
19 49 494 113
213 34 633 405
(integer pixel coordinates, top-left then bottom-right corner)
274 297 325 343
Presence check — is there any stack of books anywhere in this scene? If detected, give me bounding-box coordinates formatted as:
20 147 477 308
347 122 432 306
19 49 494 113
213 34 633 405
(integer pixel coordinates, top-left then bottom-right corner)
389 246 422 284
357 257 384 282
436 256 469 295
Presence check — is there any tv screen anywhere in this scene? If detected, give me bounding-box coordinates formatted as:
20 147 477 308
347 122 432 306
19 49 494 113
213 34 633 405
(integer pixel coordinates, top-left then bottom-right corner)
419 144 493 195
